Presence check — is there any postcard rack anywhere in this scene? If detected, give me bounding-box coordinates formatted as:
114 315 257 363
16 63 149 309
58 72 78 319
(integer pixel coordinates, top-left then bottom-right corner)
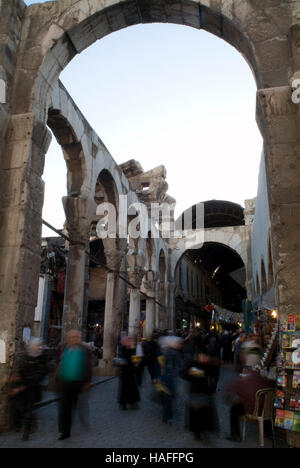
274 315 300 434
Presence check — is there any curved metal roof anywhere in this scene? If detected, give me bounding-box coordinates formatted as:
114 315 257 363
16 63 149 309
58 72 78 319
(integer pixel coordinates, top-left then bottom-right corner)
176 200 245 230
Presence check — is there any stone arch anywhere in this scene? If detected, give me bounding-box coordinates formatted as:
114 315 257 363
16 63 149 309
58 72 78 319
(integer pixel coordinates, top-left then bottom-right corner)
171 226 248 278
93 167 128 271
47 109 86 197
12 0 293 140
3 0 292 341
2 0 300 431
174 240 246 312
95 169 119 210
47 81 90 197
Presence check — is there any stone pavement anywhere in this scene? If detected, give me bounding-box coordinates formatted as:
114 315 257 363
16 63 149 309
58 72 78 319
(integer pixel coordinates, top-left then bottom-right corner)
0 364 288 449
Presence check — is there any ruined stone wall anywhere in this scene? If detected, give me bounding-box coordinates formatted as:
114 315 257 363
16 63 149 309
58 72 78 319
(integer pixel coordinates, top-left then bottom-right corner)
0 0 26 107
250 151 275 306
0 0 26 158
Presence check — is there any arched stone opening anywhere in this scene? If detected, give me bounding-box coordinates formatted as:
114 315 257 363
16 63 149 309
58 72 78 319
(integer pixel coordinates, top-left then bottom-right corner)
1 0 288 354
47 109 86 197
91 168 128 373
1 0 299 430
174 241 246 331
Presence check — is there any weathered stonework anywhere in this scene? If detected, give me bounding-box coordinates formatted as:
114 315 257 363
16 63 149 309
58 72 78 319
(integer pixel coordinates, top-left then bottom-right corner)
0 0 300 444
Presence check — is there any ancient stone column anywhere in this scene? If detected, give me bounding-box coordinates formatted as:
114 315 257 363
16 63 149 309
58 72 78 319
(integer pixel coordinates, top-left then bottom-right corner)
128 288 141 337
167 281 176 331
0 114 51 429
257 85 300 449
155 280 166 330
62 196 95 340
143 271 156 338
155 280 160 329
256 86 300 322
127 249 144 337
99 241 126 376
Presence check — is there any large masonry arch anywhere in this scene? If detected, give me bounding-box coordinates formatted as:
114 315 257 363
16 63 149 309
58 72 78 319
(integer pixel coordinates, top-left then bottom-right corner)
1 0 300 430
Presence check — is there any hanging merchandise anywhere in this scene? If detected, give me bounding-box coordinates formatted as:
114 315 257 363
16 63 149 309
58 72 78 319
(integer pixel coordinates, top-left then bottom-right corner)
274 315 300 437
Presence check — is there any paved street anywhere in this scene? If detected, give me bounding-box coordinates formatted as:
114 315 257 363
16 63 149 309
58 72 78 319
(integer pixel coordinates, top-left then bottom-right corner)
0 364 286 449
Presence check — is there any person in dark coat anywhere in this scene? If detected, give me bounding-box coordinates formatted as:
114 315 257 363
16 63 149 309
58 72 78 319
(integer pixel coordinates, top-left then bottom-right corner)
221 331 233 363
143 331 161 382
118 336 140 410
56 330 92 440
9 338 50 441
157 336 183 424
181 346 219 441
182 329 196 361
206 331 222 392
224 368 275 442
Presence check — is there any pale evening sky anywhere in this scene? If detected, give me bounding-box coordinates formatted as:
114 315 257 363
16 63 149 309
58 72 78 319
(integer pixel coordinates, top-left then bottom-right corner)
24 0 263 237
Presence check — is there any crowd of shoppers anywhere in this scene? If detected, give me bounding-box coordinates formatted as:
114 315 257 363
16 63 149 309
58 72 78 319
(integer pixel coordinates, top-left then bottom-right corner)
3 325 274 445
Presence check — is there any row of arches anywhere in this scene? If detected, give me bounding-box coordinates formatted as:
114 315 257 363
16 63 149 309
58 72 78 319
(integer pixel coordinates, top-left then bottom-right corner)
0 0 299 431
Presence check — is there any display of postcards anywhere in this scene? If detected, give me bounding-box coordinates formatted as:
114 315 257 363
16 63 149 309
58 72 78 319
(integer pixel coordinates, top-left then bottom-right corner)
285 352 294 367
288 315 297 332
292 349 300 368
289 394 300 410
275 409 285 429
290 332 300 348
293 412 300 433
292 371 300 390
282 333 292 348
274 389 285 409
277 372 288 387
283 411 294 431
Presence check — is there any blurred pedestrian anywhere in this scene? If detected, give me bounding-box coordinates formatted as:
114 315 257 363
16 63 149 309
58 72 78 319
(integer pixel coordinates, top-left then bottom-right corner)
224 367 275 442
157 335 183 424
56 330 92 440
118 336 140 410
94 326 103 360
143 331 161 382
221 330 233 363
241 333 262 370
9 338 49 441
206 331 221 392
181 346 219 442
134 334 145 387
233 331 247 373
182 329 196 362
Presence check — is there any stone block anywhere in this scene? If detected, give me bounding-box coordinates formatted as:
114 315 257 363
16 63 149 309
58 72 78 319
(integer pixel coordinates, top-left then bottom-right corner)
266 144 300 205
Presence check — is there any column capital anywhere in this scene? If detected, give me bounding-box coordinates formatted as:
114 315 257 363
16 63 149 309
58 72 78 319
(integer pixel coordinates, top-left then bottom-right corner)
142 270 157 297
256 86 299 144
127 268 144 289
257 86 297 118
62 195 96 245
127 249 145 288
103 238 127 271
